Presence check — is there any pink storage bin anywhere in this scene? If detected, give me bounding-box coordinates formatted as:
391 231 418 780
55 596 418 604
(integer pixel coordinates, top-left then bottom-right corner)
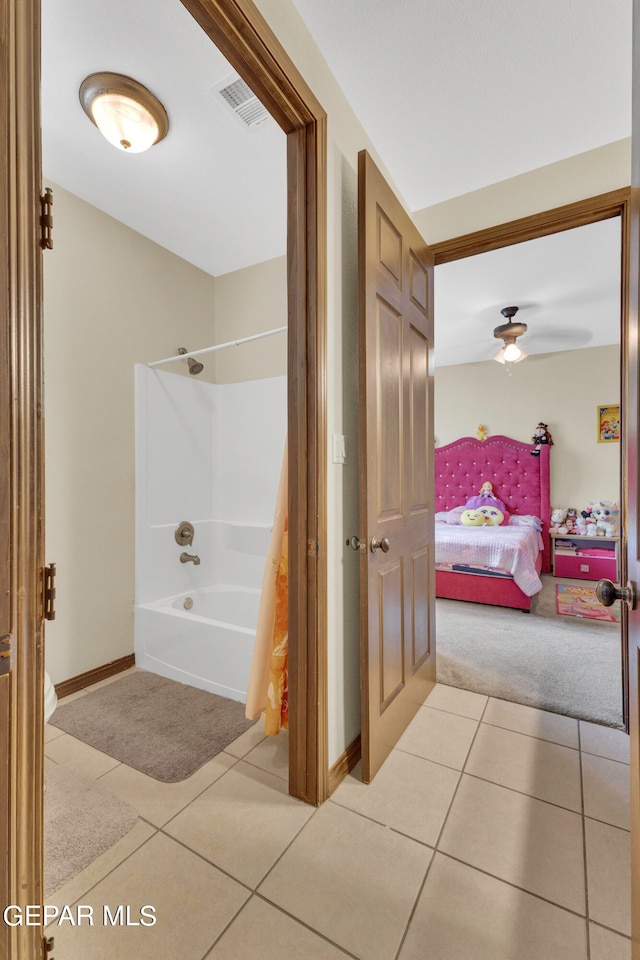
555 552 617 581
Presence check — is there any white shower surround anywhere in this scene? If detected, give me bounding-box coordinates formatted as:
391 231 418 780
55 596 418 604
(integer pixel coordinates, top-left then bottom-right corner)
134 365 286 701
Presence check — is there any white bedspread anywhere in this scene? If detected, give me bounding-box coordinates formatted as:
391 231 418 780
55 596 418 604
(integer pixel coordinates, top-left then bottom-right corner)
435 523 544 596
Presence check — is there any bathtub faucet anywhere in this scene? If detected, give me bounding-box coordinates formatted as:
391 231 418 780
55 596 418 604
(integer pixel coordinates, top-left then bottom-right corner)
180 552 201 565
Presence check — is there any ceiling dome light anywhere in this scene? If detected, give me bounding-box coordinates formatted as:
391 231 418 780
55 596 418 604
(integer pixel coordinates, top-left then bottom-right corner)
79 73 169 153
493 305 527 366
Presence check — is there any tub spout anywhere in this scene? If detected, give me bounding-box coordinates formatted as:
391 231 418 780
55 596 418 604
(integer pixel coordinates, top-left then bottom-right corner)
180 552 201 565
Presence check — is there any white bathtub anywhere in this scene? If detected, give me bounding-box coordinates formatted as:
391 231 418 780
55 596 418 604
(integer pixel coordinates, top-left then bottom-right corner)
134 585 261 702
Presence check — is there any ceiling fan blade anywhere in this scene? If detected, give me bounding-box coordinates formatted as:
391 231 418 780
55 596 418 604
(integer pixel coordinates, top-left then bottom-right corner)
523 325 595 352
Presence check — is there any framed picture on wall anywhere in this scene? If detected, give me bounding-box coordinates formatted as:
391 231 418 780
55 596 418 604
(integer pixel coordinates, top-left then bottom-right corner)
597 404 620 443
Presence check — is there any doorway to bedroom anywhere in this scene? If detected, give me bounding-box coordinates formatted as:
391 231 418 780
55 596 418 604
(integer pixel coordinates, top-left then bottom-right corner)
431 197 625 730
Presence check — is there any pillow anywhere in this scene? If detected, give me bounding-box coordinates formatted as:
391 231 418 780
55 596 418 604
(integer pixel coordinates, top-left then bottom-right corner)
477 505 505 526
460 509 487 526
435 506 466 524
508 515 542 531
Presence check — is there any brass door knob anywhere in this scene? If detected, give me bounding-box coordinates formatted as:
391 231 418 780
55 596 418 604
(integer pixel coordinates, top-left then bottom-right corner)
370 537 390 554
596 578 637 610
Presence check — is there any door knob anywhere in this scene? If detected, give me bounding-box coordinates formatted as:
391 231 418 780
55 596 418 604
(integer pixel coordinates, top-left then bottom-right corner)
370 537 390 554
596 578 637 610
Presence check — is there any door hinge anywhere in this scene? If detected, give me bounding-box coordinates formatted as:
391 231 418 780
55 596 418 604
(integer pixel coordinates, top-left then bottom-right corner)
42 934 55 959
43 563 57 621
307 539 319 557
40 187 54 250
0 634 13 676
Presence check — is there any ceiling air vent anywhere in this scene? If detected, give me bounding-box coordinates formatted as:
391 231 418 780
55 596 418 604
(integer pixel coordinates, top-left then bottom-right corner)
214 76 271 129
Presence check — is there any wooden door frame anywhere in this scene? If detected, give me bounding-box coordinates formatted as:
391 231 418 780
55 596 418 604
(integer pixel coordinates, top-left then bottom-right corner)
431 186 631 728
1 0 47 957
179 0 329 804
2 0 327 954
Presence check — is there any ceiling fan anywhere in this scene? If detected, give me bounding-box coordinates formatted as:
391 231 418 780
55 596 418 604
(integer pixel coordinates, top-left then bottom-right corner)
493 305 527 365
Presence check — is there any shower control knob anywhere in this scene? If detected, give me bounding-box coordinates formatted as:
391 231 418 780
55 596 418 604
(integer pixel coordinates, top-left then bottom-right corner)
370 536 390 554
175 521 195 546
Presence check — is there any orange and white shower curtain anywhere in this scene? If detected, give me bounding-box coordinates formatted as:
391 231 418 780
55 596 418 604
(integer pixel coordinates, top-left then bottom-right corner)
245 439 288 735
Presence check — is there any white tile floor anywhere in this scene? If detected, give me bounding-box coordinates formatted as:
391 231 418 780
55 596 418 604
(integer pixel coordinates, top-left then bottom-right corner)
44 674 632 960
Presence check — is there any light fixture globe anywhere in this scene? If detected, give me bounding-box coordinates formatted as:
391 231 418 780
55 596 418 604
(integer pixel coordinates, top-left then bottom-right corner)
79 73 169 153
493 305 528 365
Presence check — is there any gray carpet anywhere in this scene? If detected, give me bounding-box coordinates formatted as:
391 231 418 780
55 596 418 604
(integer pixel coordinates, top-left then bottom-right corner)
49 671 256 782
45 764 138 897
436 576 624 727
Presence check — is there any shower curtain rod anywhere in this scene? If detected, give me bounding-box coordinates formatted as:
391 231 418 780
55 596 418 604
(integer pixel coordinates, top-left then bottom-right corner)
147 325 287 368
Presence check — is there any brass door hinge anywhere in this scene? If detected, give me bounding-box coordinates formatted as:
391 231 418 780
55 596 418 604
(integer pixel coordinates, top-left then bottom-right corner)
43 563 57 621
42 933 55 959
40 187 54 250
307 539 319 557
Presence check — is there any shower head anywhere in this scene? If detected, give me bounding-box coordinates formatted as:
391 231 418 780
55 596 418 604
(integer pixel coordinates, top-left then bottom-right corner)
177 347 204 376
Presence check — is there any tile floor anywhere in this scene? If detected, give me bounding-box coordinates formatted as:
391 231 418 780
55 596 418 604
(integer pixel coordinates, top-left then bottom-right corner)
44 672 632 960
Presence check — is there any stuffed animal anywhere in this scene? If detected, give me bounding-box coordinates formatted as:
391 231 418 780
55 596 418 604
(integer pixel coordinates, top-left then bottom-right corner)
590 501 620 538
564 508 578 534
575 514 588 535
464 481 508 525
531 422 554 456
550 507 568 534
477 424 488 441
581 508 598 536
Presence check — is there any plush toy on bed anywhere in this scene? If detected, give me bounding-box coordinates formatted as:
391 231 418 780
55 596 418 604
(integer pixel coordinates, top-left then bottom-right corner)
463 481 507 526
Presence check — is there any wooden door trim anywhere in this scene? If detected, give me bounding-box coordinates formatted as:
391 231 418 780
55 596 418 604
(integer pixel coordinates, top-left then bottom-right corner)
2 0 46 956
178 0 328 807
431 188 631 264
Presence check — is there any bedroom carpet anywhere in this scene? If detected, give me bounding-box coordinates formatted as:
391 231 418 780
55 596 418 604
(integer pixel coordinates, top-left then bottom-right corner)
436 575 624 727
49 671 256 782
44 764 138 897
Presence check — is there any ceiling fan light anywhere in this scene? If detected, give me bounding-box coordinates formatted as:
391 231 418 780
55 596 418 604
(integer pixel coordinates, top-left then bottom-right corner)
79 73 169 153
493 346 506 364
503 341 523 363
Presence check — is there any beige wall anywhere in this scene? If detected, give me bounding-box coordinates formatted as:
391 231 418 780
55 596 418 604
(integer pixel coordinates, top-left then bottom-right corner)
44 182 219 684
435 345 621 510
414 139 631 244
212 256 287 383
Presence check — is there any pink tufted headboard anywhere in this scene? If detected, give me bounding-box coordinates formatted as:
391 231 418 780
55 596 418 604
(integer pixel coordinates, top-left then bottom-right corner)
435 435 551 572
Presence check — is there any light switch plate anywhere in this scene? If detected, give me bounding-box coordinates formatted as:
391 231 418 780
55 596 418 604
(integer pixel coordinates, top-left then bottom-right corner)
332 433 346 464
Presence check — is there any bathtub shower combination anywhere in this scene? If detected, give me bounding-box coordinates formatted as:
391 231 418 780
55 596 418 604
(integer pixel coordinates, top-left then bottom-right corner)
134 362 286 702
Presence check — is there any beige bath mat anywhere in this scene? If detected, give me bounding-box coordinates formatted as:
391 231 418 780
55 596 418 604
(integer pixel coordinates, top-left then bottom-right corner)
49 670 256 782
45 764 138 896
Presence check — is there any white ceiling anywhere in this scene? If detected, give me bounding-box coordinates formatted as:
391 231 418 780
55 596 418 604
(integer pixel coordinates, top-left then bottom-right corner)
434 217 621 367
41 0 630 359
291 0 632 212
41 0 287 277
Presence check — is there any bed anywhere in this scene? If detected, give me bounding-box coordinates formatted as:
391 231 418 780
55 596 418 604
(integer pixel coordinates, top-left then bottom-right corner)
434 435 551 611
